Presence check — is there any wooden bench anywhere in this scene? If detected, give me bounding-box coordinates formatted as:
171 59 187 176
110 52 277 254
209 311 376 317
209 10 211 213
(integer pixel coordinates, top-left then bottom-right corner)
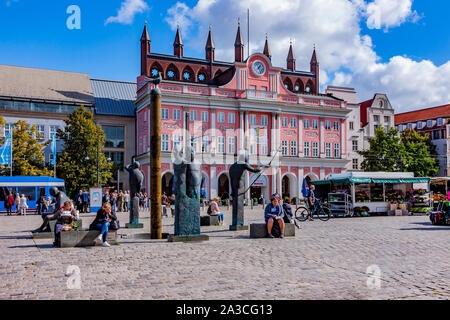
31 219 83 239
59 229 117 248
250 222 296 238
200 215 220 226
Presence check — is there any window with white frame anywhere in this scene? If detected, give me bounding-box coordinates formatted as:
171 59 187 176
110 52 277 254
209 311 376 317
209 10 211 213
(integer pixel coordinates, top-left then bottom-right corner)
162 134 170 152
437 118 443 126
290 118 297 128
407 123 412 129
190 110 197 121
325 142 332 158
384 116 390 123
260 143 268 155
373 115 379 122
173 109 181 121
191 135 198 152
250 114 257 126
304 141 310 157
417 121 423 129
282 140 288 156
217 136 225 153
202 135 209 153
352 140 358 151
36 125 45 140
173 134 181 150
250 141 257 155
282 117 288 128
304 119 310 129
312 119 319 130
334 121 340 131
162 108 169 120
49 125 59 139
261 115 268 126
349 121 354 130
290 140 297 156
312 141 319 157
217 112 225 123
227 136 236 154
5 123 14 137
228 113 236 124
427 120 432 128
201 111 209 123
352 159 358 170
325 120 331 130
334 143 340 158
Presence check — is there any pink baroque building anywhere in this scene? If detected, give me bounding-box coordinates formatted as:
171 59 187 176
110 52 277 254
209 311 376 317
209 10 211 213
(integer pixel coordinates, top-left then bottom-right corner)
135 23 351 201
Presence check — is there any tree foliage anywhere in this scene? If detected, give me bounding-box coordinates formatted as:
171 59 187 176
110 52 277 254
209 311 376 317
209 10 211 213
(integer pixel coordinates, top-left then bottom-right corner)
400 128 439 177
2 120 52 176
57 106 113 197
359 127 440 177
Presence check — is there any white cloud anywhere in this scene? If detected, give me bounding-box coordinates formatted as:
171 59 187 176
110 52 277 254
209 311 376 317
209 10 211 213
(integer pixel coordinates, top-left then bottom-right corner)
164 0 449 113
105 0 149 25
364 0 420 31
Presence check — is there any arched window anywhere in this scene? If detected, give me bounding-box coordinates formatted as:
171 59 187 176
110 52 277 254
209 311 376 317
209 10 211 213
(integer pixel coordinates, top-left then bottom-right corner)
182 66 194 82
166 64 179 80
305 80 314 94
150 62 163 78
294 79 304 93
283 77 293 91
197 68 208 83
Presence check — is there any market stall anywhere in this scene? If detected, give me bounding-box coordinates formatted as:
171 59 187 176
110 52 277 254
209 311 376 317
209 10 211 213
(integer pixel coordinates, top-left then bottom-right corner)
312 172 431 216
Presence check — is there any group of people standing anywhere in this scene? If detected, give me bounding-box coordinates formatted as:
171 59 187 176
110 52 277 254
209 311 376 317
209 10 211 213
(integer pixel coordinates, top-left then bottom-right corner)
4 193 43 216
102 190 131 214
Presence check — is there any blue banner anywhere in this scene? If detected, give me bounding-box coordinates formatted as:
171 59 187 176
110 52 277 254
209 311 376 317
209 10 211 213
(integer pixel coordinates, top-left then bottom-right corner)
0 132 12 165
51 134 56 165
301 178 309 198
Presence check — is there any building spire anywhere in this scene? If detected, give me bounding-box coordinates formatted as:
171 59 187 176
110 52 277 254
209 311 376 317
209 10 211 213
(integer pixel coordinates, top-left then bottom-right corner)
287 39 296 71
173 25 183 57
234 19 244 62
140 22 151 76
263 33 271 60
310 44 319 65
205 25 215 61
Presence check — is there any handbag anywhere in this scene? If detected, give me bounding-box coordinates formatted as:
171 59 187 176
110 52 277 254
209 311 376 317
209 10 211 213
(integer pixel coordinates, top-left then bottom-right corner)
110 219 120 230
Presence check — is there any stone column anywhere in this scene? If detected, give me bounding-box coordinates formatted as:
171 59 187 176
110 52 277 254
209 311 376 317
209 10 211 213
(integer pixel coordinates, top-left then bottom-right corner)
211 109 216 155
277 167 282 195
210 165 218 199
271 113 276 155
298 116 303 157
320 117 325 159
320 168 325 180
239 111 244 150
298 167 304 199
341 119 346 159
245 112 249 151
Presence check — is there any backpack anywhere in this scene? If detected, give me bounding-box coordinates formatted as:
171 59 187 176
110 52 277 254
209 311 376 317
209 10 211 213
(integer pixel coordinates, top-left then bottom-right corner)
270 219 282 238
207 204 212 215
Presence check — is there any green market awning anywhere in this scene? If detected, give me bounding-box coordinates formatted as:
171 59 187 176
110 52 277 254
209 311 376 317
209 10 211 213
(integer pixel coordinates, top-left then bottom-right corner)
312 177 430 185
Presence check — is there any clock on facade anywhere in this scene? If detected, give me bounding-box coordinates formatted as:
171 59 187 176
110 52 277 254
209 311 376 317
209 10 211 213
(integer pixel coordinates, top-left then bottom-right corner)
251 60 266 76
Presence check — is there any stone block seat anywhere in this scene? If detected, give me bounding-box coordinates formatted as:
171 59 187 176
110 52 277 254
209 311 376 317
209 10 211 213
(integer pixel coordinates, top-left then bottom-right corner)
59 229 117 248
250 222 296 238
200 215 220 226
31 219 83 239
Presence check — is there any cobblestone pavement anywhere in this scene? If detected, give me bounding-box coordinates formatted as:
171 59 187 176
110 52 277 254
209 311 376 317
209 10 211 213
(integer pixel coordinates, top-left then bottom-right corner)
0 205 449 300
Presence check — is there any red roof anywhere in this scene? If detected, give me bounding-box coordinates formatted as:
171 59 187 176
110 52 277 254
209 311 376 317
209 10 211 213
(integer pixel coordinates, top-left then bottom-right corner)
359 98 374 127
395 104 450 124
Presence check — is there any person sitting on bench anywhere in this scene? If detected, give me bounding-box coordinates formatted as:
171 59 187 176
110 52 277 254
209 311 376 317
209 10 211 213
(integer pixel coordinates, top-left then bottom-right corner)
208 197 225 225
89 202 117 247
53 201 79 247
264 195 285 238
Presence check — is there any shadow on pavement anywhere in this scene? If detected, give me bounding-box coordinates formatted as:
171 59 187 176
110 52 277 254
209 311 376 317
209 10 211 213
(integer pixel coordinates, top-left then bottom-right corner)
399 227 450 231
9 244 54 249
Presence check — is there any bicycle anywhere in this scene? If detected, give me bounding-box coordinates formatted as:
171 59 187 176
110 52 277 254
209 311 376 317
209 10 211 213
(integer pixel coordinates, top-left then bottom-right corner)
295 199 330 222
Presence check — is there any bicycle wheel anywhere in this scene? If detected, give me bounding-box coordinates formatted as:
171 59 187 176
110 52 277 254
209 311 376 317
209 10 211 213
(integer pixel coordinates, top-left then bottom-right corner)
316 206 330 221
295 206 309 222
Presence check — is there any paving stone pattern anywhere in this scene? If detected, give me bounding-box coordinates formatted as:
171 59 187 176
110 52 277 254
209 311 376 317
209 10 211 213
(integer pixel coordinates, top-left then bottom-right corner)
0 205 449 300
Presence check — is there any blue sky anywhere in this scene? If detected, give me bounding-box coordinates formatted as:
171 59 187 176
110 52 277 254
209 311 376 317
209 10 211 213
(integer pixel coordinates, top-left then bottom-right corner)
0 0 449 112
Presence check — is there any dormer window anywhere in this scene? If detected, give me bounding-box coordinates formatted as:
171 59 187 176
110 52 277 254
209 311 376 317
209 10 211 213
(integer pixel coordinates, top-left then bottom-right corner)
427 120 432 128
417 122 423 129
407 123 412 129
437 118 443 126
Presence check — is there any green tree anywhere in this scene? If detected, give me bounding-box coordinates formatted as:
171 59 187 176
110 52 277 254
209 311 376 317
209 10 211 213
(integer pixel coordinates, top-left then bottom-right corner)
57 106 113 197
358 127 406 172
401 128 439 177
3 120 52 176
